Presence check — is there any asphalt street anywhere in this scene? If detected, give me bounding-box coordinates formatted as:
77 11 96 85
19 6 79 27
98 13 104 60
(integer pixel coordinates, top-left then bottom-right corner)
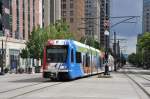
0 66 149 99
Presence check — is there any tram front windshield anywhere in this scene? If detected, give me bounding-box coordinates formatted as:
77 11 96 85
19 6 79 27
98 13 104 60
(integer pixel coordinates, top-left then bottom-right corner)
46 45 68 63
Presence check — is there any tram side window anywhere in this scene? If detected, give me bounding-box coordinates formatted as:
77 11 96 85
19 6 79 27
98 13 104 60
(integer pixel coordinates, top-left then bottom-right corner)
71 49 74 63
76 52 81 63
83 55 85 66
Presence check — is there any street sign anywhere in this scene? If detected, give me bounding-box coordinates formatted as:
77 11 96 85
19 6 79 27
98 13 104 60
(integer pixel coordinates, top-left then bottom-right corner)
104 20 110 27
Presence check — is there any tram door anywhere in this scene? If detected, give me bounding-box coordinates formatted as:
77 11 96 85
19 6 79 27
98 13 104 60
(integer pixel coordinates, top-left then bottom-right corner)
85 53 90 74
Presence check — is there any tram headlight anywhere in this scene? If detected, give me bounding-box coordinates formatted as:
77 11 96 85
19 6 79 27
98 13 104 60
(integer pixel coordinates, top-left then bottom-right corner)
48 66 51 70
59 65 67 70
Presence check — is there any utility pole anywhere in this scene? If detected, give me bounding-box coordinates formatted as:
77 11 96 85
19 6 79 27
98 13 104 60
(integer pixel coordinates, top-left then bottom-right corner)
113 32 117 71
104 30 110 75
117 40 120 68
1 39 4 74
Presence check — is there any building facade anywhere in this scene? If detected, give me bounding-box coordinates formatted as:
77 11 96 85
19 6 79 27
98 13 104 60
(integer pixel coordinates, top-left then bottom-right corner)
143 0 150 33
12 0 43 40
0 0 42 40
0 0 64 72
0 0 10 37
61 0 85 40
0 37 26 71
43 0 61 27
0 0 43 72
84 0 100 42
0 0 63 72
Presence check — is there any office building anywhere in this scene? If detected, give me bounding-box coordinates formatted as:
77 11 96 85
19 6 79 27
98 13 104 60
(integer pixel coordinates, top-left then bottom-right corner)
0 0 42 40
0 0 10 37
84 0 100 42
43 0 61 27
143 0 150 33
61 0 85 40
0 0 42 71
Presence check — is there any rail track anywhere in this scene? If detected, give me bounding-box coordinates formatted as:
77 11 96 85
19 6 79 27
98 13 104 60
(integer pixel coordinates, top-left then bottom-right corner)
0 79 65 99
0 80 48 94
123 68 150 98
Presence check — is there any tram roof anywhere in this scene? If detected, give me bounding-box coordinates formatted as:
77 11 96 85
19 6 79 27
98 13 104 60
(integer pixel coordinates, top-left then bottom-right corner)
47 39 102 53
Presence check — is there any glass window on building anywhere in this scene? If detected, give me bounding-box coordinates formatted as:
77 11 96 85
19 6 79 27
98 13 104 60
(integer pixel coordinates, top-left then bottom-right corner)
147 28 149 31
62 4 66 9
147 13 150 15
16 0 19 31
70 18 74 23
70 11 73 16
28 0 30 34
70 3 73 9
9 49 20 70
62 0 66 2
62 11 66 16
0 0 3 36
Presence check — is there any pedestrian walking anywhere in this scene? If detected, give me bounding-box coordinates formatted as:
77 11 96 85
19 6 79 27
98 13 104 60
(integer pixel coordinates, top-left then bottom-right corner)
104 64 109 75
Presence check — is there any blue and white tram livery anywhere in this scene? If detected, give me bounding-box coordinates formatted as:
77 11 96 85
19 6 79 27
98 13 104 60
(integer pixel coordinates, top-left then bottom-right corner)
43 39 105 80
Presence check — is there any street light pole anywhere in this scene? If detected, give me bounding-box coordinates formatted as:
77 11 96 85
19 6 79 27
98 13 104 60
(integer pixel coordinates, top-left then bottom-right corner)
113 32 117 71
1 39 4 74
104 30 109 75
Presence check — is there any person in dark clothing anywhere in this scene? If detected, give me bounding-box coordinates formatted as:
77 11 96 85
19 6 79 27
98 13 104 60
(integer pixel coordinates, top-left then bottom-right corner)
104 64 109 75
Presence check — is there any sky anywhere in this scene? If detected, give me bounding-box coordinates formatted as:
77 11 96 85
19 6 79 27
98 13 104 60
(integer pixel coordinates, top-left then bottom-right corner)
110 0 143 54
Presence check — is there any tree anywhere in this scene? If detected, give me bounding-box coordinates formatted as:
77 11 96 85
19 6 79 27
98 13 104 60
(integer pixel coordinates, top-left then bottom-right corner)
138 32 150 50
26 26 42 59
128 52 144 67
80 36 100 49
138 32 150 68
120 53 126 66
20 48 29 59
135 52 143 67
20 48 29 71
128 53 135 66
25 20 75 64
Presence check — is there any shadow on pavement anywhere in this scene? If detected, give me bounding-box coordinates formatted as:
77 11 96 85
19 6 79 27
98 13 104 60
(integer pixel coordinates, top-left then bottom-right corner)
9 77 52 83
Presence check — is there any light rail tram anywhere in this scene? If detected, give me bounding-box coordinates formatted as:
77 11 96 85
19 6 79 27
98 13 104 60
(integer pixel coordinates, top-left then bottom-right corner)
42 39 113 80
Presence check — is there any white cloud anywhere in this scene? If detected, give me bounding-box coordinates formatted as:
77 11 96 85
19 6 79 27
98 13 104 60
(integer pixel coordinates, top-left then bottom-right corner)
109 36 137 55
126 36 137 54
117 36 137 54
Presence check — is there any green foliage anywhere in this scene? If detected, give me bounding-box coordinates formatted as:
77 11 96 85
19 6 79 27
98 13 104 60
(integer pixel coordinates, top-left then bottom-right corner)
128 52 143 67
137 32 150 68
128 53 137 65
79 36 100 49
26 26 43 59
136 52 143 66
138 32 150 50
24 20 74 60
20 48 29 59
120 53 126 65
